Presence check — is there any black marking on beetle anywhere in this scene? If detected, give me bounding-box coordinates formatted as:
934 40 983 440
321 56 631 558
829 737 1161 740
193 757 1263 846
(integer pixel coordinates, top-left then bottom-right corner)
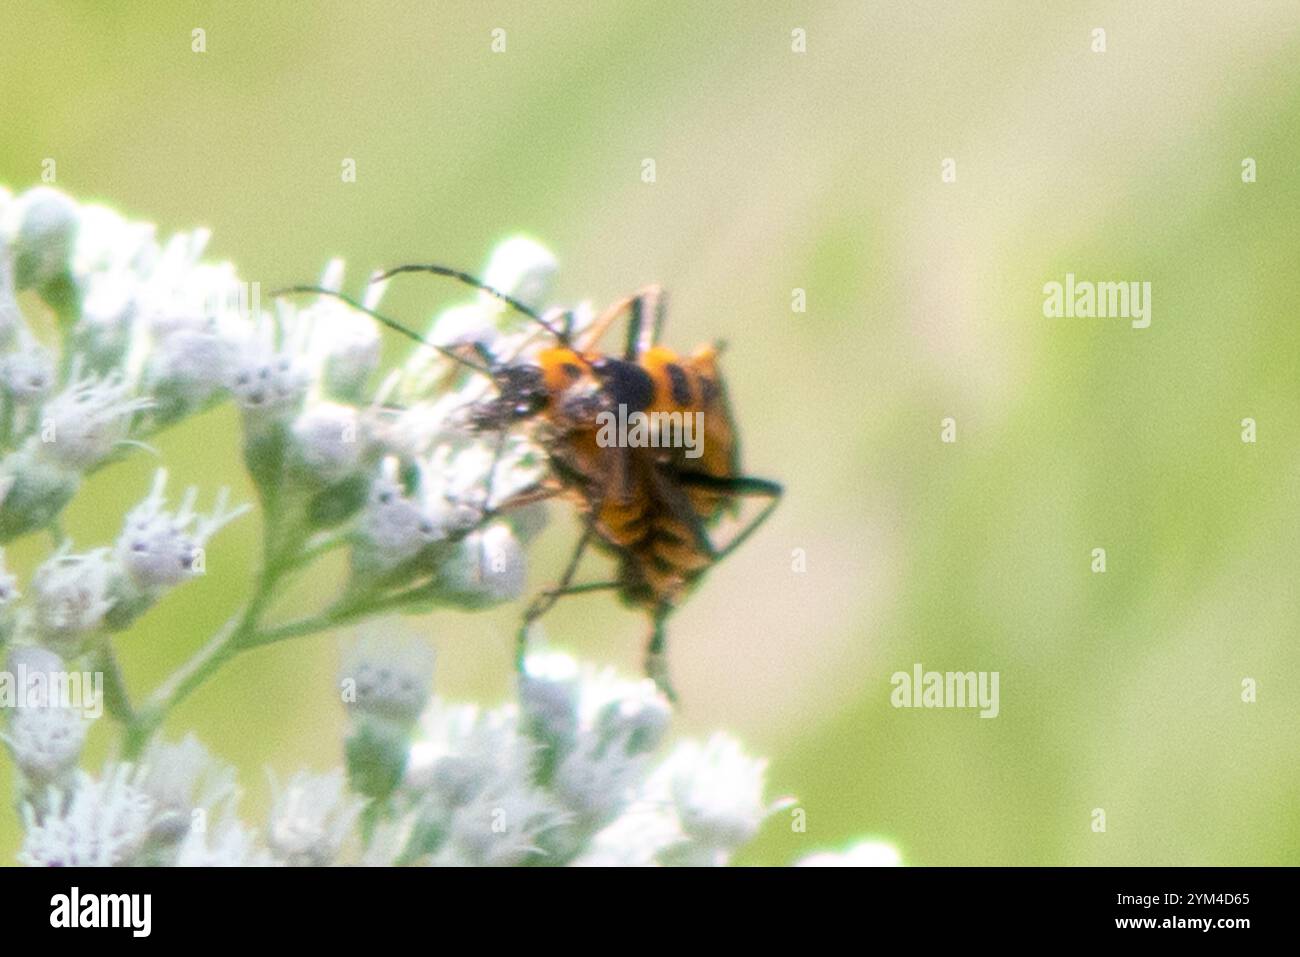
594 358 655 413
665 363 692 406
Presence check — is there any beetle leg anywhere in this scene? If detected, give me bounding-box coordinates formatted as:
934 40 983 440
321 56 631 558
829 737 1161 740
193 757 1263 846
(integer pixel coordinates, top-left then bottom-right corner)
644 602 677 702
674 472 783 560
515 523 596 669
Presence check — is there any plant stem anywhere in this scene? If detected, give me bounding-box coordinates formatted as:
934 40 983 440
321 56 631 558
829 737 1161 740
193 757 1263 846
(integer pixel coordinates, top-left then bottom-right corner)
122 571 276 758
94 644 136 725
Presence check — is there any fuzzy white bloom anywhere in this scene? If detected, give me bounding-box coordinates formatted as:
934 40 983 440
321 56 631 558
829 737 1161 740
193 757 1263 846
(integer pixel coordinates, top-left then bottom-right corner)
570 804 684 867
796 839 903 867
227 339 310 416
20 765 155 867
134 735 239 846
2 702 92 785
78 262 140 365
116 469 248 591
426 434 546 514
0 340 56 402
580 663 674 757
660 733 781 860
291 400 365 480
132 229 224 333
404 701 535 804
146 312 246 404
176 813 270 867
518 652 583 747
296 260 383 399
340 632 435 724
128 229 252 400
266 769 366 866
434 784 569 867
4 644 66 701
482 236 559 315
73 203 155 270
37 365 153 470
398 667 568 867
400 653 781 868
356 458 447 567
530 654 671 831
551 733 651 826
30 547 117 653
439 520 527 605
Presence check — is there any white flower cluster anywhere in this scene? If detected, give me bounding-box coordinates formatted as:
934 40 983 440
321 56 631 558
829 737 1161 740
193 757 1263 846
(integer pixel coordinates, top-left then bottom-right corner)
0 185 802 868
0 185 551 610
12 643 783 867
0 467 245 668
360 644 786 867
20 737 262 867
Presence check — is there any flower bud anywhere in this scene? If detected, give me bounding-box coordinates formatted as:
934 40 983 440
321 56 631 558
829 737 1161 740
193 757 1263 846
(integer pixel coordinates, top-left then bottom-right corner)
37 368 153 471
19 765 155 867
0 341 56 403
2 702 91 786
114 469 247 593
437 520 526 607
665 735 772 852
6 645 70 707
482 236 558 314
133 734 238 848
291 401 364 481
75 269 137 370
1 187 80 297
353 459 444 571
228 346 309 416
146 313 244 415
518 653 581 750
266 769 365 866
340 633 434 726
0 449 80 543
594 681 672 757
344 719 411 801
30 548 116 656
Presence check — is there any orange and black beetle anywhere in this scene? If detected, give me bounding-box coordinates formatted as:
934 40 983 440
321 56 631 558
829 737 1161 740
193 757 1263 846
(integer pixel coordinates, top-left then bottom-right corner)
279 266 782 699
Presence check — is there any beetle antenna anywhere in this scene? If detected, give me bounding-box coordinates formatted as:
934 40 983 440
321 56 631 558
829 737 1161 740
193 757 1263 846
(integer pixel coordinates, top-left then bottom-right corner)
271 284 493 376
370 263 571 345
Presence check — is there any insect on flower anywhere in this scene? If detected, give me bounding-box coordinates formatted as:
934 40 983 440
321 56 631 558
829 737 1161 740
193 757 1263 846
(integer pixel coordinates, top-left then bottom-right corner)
275 263 782 700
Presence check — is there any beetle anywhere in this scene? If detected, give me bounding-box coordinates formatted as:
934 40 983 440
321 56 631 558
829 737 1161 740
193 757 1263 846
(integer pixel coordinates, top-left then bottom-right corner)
277 264 782 699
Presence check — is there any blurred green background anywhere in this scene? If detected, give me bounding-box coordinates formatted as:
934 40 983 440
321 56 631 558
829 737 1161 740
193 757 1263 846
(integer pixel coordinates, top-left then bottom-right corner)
2 0 1298 865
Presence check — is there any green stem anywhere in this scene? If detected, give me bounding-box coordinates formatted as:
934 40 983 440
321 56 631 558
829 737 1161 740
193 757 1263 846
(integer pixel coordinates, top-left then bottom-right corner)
94 644 136 725
122 572 276 758
290 528 352 571
242 584 428 650
118 531 372 755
